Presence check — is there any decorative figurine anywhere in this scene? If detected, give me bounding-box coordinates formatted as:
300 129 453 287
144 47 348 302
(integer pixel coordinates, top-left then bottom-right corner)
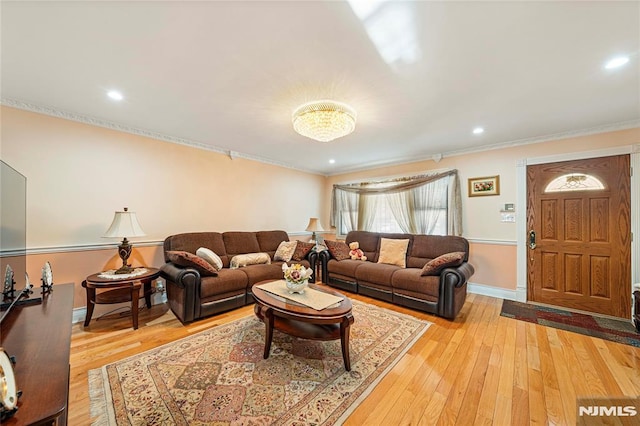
41 262 53 292
2 265 16 299
24 273 33 293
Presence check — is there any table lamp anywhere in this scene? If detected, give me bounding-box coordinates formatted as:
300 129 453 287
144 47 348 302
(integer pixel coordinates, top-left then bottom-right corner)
305 217 325 246
103 207 146 274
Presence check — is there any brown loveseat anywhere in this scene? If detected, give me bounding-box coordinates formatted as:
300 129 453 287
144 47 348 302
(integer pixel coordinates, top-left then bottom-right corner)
320 231 474 319
160 230 318 323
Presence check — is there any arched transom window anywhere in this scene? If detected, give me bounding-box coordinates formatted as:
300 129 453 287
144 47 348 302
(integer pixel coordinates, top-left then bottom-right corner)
544 173 605 193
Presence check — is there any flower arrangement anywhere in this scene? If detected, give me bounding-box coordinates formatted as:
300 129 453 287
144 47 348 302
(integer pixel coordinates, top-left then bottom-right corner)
282 263 313 293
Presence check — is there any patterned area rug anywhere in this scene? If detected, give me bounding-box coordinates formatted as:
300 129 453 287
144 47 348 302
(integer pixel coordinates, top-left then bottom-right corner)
89 300 430 425
500 299 639 347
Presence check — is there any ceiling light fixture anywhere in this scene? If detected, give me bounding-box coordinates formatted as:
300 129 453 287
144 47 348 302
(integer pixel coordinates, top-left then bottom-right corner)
605 56 629 69
292 100 356 142
107 90 124 101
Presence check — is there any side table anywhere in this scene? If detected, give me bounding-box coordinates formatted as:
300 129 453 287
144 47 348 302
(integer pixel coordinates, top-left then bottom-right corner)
82 267 160 330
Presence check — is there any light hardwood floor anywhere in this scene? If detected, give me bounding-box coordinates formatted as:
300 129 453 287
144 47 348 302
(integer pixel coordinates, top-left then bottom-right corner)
69 289 640 425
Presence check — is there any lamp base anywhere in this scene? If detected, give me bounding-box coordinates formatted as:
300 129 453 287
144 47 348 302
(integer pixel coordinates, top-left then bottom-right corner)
114 264 135 275
115 238 134 274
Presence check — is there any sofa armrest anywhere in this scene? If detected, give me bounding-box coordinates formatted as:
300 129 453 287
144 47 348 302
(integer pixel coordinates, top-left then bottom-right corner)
438 262 474 319
317 250 331 283
160 262 200 323
308 251 318 283
443 262 475 288
160 262 200 288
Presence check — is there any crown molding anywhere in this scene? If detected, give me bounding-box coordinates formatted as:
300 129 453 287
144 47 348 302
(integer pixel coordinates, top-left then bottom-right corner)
3 98 637 178
325 119 640 176
1 98 325 176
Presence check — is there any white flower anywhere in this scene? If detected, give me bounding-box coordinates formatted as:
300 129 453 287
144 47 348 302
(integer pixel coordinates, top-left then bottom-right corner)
282 263 312 284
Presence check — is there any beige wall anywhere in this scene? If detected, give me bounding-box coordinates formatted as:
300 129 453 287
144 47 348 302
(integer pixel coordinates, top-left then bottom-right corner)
1 106 326 308
323 127 640 291
2 105 638 307
2 107 326 248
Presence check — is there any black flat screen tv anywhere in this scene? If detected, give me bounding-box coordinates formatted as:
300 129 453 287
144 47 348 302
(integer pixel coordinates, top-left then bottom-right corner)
1 160 27 300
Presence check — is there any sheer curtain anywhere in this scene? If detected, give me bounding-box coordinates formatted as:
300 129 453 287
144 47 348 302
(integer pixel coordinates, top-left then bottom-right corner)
330 188 358 232
387 176 448 234
331 169 463 235
330 189 379 233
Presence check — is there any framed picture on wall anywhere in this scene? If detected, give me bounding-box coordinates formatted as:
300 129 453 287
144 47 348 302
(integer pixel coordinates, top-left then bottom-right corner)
468 175 500 197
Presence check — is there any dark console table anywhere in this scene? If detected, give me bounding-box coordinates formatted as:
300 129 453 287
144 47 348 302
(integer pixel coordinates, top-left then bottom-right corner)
0 283 74 425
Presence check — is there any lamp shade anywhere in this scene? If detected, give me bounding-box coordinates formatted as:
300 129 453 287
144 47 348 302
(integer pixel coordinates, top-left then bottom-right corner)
103 207 146 238
305 218 325 233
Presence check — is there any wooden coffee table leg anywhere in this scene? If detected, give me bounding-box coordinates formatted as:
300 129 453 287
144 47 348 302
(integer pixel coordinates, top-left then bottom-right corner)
262 306 274 359
340 313 355 371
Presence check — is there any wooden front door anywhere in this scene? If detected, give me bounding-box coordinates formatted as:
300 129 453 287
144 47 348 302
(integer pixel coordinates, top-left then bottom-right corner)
526 155 631 318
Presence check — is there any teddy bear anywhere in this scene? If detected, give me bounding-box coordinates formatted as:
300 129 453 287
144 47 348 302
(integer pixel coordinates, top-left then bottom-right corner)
349 241 367 261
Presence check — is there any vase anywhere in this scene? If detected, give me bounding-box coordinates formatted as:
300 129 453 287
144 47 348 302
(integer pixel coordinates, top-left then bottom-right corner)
285 279 308 294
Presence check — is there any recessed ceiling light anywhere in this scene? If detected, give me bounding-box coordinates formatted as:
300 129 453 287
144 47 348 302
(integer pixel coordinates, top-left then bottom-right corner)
107 90 124 101
329 159 336 164
605 56 629 69
473 127 484 135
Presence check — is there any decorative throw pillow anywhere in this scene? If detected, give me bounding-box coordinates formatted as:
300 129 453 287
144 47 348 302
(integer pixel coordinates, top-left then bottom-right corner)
421 251 466 276
166 250 218 276
274 241 298 262
292 241 315 261
325 239 351 261
377 238 410 268
230 252 271 269
196 247 223 271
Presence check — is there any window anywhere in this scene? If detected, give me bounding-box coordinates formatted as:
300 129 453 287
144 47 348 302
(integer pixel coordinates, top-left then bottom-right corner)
332 170 460 236
545 174 605 193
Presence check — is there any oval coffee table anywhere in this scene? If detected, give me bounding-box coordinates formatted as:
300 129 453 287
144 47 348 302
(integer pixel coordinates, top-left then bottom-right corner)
252 282 354 371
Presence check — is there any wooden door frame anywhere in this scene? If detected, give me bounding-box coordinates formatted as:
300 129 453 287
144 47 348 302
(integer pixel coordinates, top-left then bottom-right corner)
515 144 640 320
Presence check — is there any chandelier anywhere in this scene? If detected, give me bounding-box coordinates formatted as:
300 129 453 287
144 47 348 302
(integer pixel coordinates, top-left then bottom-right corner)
292 100 357 142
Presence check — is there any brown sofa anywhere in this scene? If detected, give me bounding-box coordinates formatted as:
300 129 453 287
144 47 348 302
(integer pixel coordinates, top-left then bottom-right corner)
320 231 474 319
160 230 318 323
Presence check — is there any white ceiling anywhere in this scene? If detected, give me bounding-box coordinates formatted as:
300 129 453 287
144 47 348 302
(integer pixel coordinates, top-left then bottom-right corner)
2 1 639 175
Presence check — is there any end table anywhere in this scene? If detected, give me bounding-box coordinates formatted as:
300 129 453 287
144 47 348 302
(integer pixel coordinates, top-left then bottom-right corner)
82 267 160 330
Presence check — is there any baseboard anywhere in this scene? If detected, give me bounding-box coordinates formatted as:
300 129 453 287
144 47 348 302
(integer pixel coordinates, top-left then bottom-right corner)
71 291 168 324
467 282 517 301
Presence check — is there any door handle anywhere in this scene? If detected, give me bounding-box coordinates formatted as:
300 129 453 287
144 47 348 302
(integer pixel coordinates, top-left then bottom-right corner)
529 230 537 250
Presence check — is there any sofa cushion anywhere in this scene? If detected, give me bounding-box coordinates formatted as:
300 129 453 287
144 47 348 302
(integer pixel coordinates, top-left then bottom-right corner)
325 239 351 261
164 232 227 264
327 258 365 278
274 241 297 262
355 261 400 287
230 252 271 269
241 262 295 286
391 268 440 302
421 251 465 276
199 269 248 300
292 241 315 261
256 230 290 257
345 231 380 262
377 238 410 268
196 247 223 271
166 250 218 276
223 232 261 256
409 235 469 261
